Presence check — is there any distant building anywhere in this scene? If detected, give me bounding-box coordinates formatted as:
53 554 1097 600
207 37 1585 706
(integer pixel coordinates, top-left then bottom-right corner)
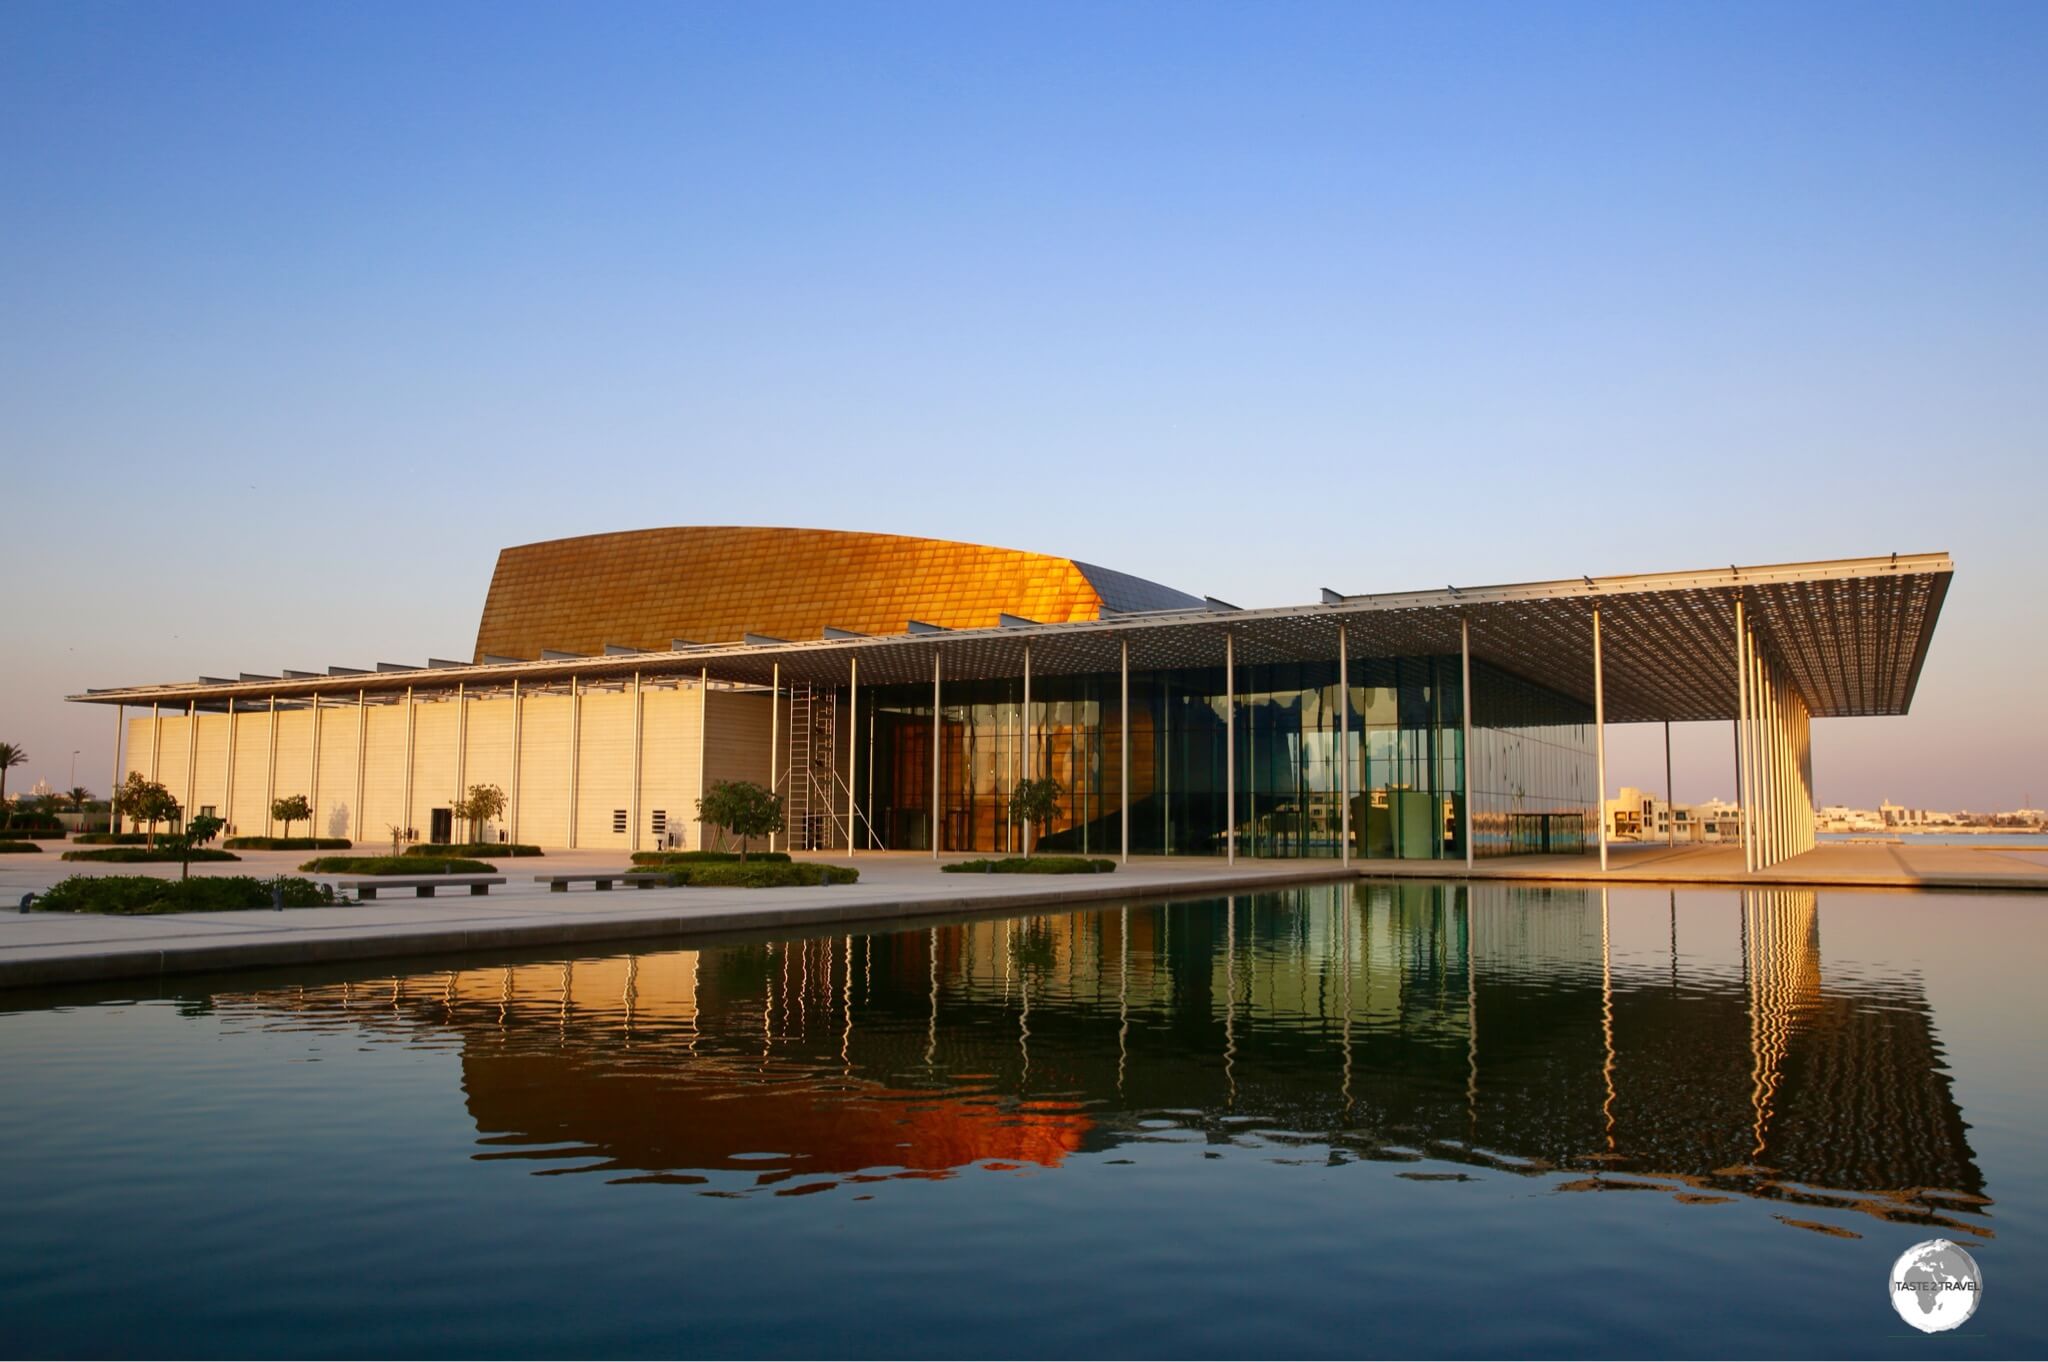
1606 787 1746 843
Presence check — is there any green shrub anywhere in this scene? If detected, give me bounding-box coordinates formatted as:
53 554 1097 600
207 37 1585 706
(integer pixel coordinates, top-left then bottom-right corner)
941 856 1117 875
73 832 155 845
33 875 337 915
631 849 791 865
0 841 41 854
661 861 857 888
61 846 241 864
223 836 353 850
402 842 543 858
298 855 495 874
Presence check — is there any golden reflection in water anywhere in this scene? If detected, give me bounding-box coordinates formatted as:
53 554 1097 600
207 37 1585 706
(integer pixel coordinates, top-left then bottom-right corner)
208 885 1990 1234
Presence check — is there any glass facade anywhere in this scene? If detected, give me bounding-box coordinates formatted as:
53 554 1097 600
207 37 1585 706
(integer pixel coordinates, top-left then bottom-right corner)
853 652 1593 859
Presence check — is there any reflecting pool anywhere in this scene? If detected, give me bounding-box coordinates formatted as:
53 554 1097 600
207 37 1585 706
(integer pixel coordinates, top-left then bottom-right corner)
1 883 2042 1358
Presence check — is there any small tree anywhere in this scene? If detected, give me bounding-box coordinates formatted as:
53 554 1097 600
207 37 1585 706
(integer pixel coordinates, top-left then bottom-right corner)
696 780 783 860
0 742 24 823
271 793 312 839
114 773 180 849
164 812 224 881
453 783 506 843
1008 776 1063 856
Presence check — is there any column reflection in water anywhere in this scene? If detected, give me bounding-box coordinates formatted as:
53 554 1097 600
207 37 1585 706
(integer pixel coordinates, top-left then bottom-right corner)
210 884 1989 1237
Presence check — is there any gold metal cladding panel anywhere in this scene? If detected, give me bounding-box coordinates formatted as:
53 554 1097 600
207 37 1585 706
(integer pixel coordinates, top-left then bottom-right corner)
473 527 1112 661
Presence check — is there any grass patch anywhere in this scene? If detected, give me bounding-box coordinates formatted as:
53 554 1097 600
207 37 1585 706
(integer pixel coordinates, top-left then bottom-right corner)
942 856 1118 875
33 875 338 915
658 861 857 888
222 836 353 850
61 847 241 864
630 849 791 866
298 855 495 874
0 841 42 854
403 843 543 858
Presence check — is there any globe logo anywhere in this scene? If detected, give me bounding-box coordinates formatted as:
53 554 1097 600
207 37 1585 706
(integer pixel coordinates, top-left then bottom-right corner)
1889 1239 1983 1333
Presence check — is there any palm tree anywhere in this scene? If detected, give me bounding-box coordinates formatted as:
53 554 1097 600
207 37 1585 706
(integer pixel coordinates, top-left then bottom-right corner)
67 786 92 809
0 742 25 824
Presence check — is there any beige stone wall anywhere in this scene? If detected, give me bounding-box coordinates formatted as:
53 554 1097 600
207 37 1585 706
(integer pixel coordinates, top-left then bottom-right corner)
461 698 515 844
113 682 776 851
315 704 362 841
574 689 635 850
229 712 269 835
640 684 704 851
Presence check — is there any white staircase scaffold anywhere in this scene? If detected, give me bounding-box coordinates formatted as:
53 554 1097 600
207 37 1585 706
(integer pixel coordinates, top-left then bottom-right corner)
775 681 883 851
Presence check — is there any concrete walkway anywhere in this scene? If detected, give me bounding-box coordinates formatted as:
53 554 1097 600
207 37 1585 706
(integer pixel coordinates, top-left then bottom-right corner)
1 839 2042 989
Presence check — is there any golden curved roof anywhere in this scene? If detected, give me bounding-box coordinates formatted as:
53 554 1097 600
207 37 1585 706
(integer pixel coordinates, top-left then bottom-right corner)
472 525 1199 662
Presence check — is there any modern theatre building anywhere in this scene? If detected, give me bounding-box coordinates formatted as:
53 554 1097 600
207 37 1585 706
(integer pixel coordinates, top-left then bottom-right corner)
73 528 1952 872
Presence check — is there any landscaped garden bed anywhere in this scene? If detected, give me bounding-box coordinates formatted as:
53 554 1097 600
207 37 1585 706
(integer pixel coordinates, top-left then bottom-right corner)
630 850 792 865
61 847 241 864
299 855 496 874
654 861 856 888
403 843 542 858
223 836 353 850
31 874 338 915
941 856 1117 875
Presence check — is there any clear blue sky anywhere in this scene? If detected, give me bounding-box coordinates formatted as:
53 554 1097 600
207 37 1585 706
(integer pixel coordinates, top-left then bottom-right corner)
3 0 2043 808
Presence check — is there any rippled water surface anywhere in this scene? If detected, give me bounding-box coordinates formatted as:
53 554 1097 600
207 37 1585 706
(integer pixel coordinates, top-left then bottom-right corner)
2 882 2042 1358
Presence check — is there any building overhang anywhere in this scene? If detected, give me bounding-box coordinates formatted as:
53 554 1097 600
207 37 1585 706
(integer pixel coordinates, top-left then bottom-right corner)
71 552 1952 725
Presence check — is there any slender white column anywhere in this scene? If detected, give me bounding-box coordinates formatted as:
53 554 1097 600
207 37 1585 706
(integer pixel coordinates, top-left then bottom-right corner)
1664 721 1675 847
1762 648 1777 865
508 680 522 844
265 695 280 837
567 677 580 850
768 662 780 853
453 682 467 823
1592 608 1608 872
149 701 161 839
1022 642 1033 855
931 651 941 861
847 657 859 855
309 695 323 834
1225 631 1236 865
1735 599 1753 873
1120 638 1130 865
1764 651 1779 866
629 671 644 852
183 700 197 824
1339 623 1352 867
223 701 238 835
1461 616 1474 870
399 688 415 843
353 689 368 846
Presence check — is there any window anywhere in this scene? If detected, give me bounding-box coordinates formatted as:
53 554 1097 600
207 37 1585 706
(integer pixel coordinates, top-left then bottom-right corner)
199 805 217 818
612 809 627 834
650 809 667 836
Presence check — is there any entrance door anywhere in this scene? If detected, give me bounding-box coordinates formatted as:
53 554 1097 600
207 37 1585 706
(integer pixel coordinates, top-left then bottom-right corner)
430 808 453 844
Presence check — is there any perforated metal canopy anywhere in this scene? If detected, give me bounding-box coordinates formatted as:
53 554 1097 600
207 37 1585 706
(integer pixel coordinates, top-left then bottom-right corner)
72 553 1951 725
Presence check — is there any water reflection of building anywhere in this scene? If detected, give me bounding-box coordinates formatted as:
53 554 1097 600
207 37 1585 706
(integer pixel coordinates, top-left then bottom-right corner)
210 884 1989 1232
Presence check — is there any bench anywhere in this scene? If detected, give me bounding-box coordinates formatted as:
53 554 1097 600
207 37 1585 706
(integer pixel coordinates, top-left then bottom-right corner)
340 876 506 900
534 872 671 893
